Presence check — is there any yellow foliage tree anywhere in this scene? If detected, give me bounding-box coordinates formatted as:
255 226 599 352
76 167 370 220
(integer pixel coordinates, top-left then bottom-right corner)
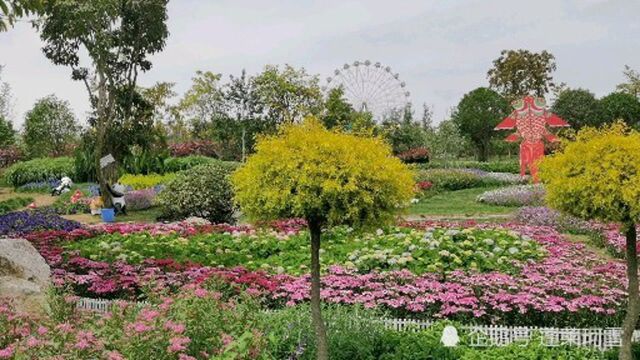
539 122 640 360
231 117 415 360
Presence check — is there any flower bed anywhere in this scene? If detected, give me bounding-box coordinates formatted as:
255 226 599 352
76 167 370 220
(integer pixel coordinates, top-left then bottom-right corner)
476 184 545 207
19 221 628 327
62 226 545 276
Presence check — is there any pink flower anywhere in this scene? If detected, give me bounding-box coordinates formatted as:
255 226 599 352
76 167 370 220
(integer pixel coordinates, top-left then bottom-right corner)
27 336 42 348
107 350 125 360
179 355 197 360
168 336 191 353
37 326 48 336
194 288 208 298
131 322 153 333
221 333 234 347
0 345 14 359
164 320 186 334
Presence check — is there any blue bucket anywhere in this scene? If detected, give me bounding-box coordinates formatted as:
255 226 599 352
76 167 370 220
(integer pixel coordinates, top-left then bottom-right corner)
101 208 115 223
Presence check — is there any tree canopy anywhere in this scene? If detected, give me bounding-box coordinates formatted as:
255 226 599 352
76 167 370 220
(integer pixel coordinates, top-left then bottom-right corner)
617 65 640 99
232 117 414 227
23 94 79 158
551 88 603 129
451 87 510 161
487 49 557 99
599 92 640 128
38 0 169 203
0 0 43 31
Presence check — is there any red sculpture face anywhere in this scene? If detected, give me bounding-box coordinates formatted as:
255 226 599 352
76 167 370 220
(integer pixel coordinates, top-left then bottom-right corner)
494 96 570 182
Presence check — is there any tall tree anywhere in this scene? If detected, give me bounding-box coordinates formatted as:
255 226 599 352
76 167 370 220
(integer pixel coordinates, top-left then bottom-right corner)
321 87 355 129
23 94 79 158
232 118 414 360
599 92 640 128
551 88 603 129
0 0 42 31
452 87 510 161
252 64 323 124
38 0 169 205
420 102 434 131
617 65 640 99
178 71 226 139
487 49 557 100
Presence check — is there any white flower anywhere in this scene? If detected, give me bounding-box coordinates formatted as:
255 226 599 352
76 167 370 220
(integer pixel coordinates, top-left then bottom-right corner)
376 229 384 236
410 198 419 204
508 247 519 255
493 246 503 253
483 238 495 246
438 250 451 257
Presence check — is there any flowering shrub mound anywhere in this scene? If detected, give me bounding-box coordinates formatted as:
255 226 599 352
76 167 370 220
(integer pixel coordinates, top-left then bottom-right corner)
476 184 545 207
0 146 23 168
514 207 592 233
63 226 544 276
0 209 82 236
169 140 220 157
124 188 157 211
397 147 430 163
0 284 266 359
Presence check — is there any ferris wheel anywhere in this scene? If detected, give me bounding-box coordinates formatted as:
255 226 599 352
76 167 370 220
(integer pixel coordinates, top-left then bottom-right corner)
325 60 411 121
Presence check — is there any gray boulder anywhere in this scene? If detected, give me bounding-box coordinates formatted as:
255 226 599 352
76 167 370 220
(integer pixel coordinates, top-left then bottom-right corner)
0 238 51 314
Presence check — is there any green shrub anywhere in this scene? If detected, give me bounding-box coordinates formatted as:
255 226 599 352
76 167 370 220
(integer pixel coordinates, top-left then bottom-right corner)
163 155 219 172
0 196 33 215
3 157 76 187
156 163 235 223
118 173 177 190
417 169 484 191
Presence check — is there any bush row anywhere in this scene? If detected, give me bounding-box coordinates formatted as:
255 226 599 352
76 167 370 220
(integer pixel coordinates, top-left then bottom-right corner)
420 159 520 174
4 155 237 188
3 157 76 187
416 168 524 192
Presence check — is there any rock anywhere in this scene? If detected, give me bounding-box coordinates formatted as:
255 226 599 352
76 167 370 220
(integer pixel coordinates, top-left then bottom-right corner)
0 238 51 315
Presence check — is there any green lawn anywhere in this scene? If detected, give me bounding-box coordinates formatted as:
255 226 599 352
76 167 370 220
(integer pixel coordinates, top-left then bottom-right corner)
407 187 518 217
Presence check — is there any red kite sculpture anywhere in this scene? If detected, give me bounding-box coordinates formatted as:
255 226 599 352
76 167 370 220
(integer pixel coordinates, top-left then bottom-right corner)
495 96 569 182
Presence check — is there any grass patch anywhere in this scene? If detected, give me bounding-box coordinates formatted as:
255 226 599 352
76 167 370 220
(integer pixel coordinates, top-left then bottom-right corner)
408 187 518 217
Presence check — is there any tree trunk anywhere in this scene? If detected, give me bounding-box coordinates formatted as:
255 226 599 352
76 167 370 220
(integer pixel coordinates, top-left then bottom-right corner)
620 222 639 360
476 142 489 162
95 70 113 208
308 220 328 360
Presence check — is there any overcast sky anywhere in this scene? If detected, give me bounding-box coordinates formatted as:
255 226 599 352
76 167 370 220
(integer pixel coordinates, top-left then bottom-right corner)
1 0 639 128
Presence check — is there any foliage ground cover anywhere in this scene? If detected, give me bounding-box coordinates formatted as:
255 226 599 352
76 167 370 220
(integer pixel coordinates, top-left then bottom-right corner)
0 196 33 215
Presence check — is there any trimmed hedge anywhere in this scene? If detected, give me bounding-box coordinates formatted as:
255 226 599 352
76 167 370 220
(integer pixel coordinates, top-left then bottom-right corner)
119 173 177 190
416 169 484 191
421 159 520 174
163 155 219 173
3 157 76 187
